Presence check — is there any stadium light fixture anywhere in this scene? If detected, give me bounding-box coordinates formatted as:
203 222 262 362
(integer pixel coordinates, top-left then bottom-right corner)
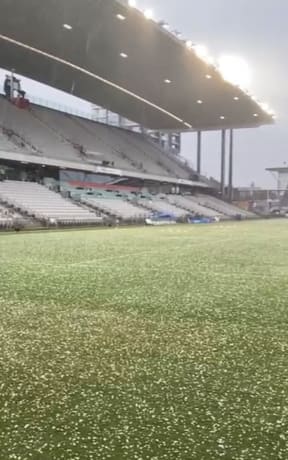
120 52 128 58
259 102 269 112
197 100 203 104
233 96 240 101
63 24 72 30
144 9 154 20
253 113 259 117
116 14 126 21
218 55 252 89
220 116 225 120
128 0 137 7
205 56 215 65
205 74 212 79
164 79 171 84
193 44 214 65
267 109 276 116
194 44 208 57
259 103 275 116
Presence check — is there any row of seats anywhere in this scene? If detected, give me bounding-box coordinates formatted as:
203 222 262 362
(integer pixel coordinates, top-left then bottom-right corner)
140 198 188 218
33 105 191 178
122 129 190 179
168 194 252 219
81 193 254 221
0 131 17 152
167 195 224 218
0 98 81 162
0 180 255 226
196 194 254 218
32 107 130 169
0 181 102 224
0 96 194 179
62 179 254 221
81 196 150 220
78 192 223 221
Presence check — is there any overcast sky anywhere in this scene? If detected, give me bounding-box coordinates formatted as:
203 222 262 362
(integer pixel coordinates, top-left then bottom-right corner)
149 0 286 187
1 0 286 187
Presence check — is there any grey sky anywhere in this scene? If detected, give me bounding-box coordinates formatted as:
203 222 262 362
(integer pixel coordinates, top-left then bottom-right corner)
1 0 286 187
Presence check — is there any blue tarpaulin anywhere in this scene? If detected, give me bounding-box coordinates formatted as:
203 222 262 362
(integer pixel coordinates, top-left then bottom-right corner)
187 216 216 224
150 212 176 221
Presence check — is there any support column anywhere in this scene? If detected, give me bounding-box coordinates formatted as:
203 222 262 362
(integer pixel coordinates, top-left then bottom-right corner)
220 129 226 197
228 129 234 202
10 69 15 101
118 115 123 128
197 131 202 175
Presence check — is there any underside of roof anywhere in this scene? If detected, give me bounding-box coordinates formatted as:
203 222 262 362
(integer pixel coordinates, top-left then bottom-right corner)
0 0 274 131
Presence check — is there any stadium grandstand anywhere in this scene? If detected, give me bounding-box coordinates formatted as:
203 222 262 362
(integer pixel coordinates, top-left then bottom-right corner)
2 2 286 460
0 0 275 229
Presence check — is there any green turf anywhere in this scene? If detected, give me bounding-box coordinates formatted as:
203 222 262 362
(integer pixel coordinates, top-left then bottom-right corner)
0 221 288 460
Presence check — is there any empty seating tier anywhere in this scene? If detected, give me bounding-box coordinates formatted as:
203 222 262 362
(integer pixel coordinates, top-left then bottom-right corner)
0 130 19 152
167 195 224 218
0 181 102 225
0 98 81 161
196 194 255 218
81 195 150 221
0 96 198 180
140 197 188 218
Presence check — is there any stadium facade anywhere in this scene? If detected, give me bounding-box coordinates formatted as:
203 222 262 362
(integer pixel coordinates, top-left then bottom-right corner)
0 0 275 228
266 167 288 192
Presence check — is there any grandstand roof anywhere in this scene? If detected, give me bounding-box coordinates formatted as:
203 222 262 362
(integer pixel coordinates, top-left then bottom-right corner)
266 167 288 173
0 0 274 131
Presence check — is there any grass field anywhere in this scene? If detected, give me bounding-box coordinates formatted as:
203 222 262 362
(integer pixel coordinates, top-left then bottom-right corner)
0 221 288 460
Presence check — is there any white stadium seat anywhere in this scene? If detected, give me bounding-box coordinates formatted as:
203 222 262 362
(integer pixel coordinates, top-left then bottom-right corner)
81 196 150 221
0 181 102 224
0 97 198 180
